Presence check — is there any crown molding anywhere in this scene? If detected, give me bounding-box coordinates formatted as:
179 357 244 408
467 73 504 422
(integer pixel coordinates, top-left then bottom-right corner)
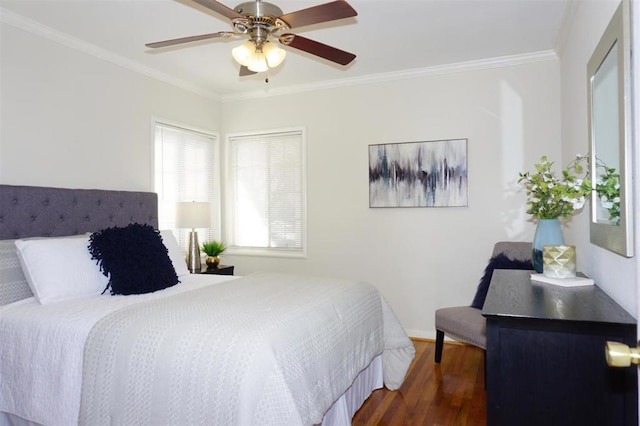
553 0 580 58
0 8 220 101
220 50 559 102
2 7 559 104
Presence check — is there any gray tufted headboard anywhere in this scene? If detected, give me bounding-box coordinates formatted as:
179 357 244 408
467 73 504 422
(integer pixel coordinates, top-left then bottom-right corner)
0 185 158 306
0 184 158 239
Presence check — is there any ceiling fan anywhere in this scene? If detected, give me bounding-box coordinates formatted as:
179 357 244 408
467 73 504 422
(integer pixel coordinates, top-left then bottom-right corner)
146 0 358 76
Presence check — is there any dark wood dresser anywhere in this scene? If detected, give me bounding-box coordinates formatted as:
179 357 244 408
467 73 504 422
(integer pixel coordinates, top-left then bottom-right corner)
482 269 637 426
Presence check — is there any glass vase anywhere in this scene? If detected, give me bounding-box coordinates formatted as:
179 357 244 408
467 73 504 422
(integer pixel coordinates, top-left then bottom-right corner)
532 218 564 273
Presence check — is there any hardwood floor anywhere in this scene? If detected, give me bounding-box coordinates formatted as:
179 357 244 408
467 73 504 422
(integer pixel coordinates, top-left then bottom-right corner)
352 339 487 426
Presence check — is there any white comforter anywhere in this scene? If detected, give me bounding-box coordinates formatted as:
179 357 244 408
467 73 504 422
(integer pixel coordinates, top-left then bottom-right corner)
0 273 414 426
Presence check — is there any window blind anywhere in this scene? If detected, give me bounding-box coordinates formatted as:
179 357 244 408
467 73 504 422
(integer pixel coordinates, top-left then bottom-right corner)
227 129 305 254
154 122 219 250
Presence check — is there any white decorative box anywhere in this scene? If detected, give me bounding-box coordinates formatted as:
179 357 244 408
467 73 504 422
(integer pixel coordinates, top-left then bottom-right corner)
530 273 594 287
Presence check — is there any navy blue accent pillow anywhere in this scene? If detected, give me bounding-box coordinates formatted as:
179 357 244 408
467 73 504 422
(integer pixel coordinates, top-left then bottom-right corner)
470 253 533 309
89 223 179 295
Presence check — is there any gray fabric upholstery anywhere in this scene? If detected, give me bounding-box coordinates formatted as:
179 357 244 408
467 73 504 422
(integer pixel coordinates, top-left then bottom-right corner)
491 241 532 261
0 185 158 306
435 306 486 349
0 185 158 239
435 241 532 356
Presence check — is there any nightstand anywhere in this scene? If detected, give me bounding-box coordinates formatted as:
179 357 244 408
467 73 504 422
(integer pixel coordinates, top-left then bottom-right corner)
200 265 234 275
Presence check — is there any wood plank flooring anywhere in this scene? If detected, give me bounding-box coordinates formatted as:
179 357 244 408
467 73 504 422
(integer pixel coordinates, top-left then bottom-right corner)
352 339 487 426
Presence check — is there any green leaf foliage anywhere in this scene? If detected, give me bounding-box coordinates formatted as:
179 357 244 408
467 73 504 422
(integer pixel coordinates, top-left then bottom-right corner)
201 240 226 256
518 155 591 219
518 154 620 223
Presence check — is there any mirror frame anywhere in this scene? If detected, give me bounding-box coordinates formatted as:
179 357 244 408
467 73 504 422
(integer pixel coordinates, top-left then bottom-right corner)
587 0 634 257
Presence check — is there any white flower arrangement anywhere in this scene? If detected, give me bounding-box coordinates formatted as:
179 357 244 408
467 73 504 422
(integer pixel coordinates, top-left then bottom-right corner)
594 159 621 224
518 155 592 219
518 154 621 223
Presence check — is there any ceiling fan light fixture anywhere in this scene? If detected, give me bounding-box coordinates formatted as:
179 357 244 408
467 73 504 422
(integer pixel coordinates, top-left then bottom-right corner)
231 40 255 67
248 51 269 72
146 0 359 77
263 41 286 68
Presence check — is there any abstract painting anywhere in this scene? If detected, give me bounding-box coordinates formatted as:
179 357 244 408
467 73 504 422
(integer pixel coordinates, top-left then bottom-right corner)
369 139 468 208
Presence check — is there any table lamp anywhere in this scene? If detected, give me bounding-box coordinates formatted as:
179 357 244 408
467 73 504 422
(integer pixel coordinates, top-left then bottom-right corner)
176 201 210 273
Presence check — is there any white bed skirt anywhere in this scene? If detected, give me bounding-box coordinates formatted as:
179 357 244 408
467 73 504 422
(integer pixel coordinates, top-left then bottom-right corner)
1 355 383 426
321 354 383 425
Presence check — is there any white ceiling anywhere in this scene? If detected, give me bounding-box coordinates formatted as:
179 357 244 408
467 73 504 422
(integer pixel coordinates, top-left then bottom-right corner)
1 0 570 99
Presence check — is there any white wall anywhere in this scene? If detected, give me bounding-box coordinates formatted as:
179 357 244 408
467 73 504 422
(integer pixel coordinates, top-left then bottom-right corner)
560 0 638 316
7 9 623 338
222 61 562 337
0 24 220 191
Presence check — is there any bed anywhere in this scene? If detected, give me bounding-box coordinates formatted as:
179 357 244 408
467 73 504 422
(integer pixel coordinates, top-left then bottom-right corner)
0 184 415 426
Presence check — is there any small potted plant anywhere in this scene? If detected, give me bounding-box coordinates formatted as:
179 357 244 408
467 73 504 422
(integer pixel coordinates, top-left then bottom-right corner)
201 240 226 270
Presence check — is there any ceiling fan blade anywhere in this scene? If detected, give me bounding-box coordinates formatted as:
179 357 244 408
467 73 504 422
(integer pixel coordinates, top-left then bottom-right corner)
280 34 355 65
190 0 243 20
146 31 234 48
239 65 257 76
279 1 357 29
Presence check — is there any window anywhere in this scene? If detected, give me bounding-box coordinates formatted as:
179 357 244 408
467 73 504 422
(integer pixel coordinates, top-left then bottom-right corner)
152 120 220 250
226 128 306 257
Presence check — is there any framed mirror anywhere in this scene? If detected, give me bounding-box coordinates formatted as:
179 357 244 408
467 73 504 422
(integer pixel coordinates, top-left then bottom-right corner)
587 0 633 257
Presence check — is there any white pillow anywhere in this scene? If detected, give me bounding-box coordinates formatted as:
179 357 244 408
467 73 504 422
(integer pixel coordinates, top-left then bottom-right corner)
14 235 108 304
160 230 190 277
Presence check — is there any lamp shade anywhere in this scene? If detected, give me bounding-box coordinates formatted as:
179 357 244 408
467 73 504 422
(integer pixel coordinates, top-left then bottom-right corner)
248 51 269 72
263 41 286 68
231 40 254 67
176 201 210 229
